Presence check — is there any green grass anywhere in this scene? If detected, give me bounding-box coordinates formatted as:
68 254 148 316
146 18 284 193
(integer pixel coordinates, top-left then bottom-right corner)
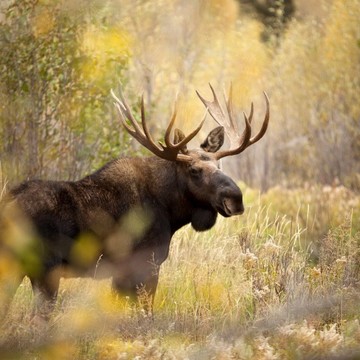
0 185 359 359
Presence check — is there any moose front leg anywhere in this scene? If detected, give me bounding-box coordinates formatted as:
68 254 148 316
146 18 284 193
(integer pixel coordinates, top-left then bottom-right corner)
112 243 170 312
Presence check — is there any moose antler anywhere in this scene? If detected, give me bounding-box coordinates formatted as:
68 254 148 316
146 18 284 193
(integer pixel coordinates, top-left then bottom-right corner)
111 87 206 162
196 84 270 160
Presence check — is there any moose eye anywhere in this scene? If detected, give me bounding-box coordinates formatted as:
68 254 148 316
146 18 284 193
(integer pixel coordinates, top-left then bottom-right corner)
189 167 202 178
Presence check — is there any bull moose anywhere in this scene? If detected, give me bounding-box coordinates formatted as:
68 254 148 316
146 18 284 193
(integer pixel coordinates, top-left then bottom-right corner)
0 84 269 315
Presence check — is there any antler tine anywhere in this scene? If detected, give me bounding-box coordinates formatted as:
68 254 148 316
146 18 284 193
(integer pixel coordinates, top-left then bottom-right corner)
139 95 164 153
213 112 252 160
163 99 206 151
174 113 206 149
248 91 269 146
196 85 270 160
248 102 254 125
164 99 178 149
111 89 139 139
112 87 169 158
112 87 206 162
224 83 239 134
196 83 226 127
237 113 252 152
112 87 144 136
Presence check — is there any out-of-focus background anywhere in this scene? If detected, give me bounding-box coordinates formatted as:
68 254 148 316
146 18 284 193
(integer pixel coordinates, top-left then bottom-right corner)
0 0 359 191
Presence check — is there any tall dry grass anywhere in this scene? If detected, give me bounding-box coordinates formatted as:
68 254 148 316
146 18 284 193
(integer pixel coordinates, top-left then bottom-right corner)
261 0 360 189
0 184 359 359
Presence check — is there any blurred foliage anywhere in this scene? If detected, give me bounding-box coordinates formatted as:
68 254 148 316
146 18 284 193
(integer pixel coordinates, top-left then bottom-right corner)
236 0 296 42
260 184 360 243
0 0 130 182
263 0 360 190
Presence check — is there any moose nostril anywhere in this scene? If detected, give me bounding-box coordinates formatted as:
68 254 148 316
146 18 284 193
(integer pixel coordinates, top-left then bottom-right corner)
222 197 245 216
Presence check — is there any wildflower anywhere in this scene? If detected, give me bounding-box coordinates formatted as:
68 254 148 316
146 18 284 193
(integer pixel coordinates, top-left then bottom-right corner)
279 321 317 346
254 285 271 300
309 266 321 278
295 321 317 346
241 248 258 269
254 336 279 360
318 324 343 352
263 239 282 254
279 323 296 336
335 256 347 265
279 322 344 356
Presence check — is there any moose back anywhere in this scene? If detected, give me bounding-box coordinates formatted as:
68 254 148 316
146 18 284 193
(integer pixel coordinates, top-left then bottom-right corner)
0 85 269 314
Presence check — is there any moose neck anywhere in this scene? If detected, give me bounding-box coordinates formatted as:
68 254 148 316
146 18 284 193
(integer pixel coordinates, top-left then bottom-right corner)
87 156 217 234
141 157 218 233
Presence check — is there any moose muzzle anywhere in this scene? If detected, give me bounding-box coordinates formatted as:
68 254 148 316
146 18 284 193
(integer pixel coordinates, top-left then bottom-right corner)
213 172 244 217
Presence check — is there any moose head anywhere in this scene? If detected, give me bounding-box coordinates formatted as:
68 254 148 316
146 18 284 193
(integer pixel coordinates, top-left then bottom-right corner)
111 84 269 231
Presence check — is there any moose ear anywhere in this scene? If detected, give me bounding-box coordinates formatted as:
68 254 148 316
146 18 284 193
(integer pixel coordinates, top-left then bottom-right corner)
200 126 224 153
173 128 188 154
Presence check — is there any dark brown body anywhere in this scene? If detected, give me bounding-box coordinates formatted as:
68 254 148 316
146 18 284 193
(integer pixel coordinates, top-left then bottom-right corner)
3 152 243 311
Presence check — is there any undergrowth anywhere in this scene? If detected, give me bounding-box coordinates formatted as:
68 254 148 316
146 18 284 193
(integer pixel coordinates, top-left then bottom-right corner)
0 184 359 359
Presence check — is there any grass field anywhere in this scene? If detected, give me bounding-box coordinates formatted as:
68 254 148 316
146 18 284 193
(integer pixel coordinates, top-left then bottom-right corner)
0 184 359 359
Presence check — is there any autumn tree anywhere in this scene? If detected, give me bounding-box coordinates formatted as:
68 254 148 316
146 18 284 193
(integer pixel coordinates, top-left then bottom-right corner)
0 0 129 183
